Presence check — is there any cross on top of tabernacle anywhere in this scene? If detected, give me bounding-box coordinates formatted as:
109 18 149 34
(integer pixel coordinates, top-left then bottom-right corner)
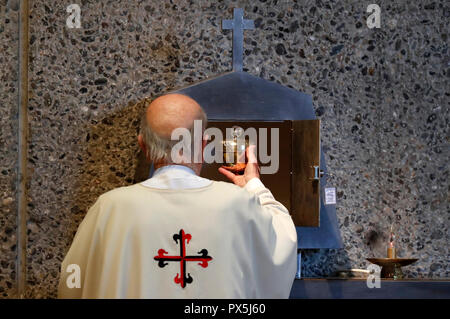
222 8 255 72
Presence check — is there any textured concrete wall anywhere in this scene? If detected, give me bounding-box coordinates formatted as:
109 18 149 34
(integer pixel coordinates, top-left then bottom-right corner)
0 0 448 298
376 0 448 277
0 0 19 298
301 0 449 278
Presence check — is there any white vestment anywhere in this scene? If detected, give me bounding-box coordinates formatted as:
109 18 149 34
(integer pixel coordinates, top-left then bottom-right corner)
58 165 297 298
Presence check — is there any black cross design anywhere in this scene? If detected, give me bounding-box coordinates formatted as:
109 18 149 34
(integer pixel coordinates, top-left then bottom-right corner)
222 8 255 72
154 229 213 288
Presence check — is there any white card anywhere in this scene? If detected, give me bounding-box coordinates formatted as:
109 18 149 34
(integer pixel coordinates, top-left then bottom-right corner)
324 187 337 205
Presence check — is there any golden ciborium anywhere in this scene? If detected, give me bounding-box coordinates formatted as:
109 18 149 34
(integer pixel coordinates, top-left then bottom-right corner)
221 126 249 175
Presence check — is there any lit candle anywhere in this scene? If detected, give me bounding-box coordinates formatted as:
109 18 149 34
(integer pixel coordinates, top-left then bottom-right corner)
387 224 396 259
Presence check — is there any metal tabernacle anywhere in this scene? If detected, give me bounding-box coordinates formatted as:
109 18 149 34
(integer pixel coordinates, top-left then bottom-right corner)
139 8 342 249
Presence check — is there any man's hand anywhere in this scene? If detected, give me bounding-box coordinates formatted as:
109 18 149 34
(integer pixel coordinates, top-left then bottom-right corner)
218 145 260 187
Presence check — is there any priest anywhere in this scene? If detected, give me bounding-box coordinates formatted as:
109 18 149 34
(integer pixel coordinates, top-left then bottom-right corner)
58 93 297 298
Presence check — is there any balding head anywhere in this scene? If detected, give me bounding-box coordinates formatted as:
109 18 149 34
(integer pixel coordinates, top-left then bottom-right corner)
138 94 207 168
146 94 205 139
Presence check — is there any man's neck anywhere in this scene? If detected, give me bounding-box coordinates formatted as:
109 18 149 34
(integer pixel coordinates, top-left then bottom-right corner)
154 162 202 176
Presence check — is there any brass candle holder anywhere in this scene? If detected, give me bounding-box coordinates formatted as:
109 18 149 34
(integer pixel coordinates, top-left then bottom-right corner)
367 224 418 279
366 258 418 279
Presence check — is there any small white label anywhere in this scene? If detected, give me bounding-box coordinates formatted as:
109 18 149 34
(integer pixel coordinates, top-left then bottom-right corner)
324 187 336 205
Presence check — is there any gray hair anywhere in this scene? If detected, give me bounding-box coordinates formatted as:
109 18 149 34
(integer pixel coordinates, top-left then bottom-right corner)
139 104 207 163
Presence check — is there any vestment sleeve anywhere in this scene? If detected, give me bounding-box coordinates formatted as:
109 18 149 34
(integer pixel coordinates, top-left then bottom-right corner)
243 178 298 298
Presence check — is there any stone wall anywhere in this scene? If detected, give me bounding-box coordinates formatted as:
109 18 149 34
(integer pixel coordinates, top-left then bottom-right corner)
0 0 19 298
0 0 448 298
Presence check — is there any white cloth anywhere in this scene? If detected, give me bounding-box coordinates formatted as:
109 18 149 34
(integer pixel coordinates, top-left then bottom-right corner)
58 165 297 298
141 165 212 189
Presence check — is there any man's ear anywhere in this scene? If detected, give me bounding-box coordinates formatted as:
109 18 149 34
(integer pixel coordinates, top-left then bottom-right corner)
138 134 146 154
138 134 152 163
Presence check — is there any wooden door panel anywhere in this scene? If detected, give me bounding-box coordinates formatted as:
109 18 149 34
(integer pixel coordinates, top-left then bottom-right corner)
291 120 320 227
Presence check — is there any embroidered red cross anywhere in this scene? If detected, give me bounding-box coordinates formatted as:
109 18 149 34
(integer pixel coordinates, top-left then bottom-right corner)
154 229 213 288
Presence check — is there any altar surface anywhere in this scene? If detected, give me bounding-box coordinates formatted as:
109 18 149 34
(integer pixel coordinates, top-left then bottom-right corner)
289 279 450 299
